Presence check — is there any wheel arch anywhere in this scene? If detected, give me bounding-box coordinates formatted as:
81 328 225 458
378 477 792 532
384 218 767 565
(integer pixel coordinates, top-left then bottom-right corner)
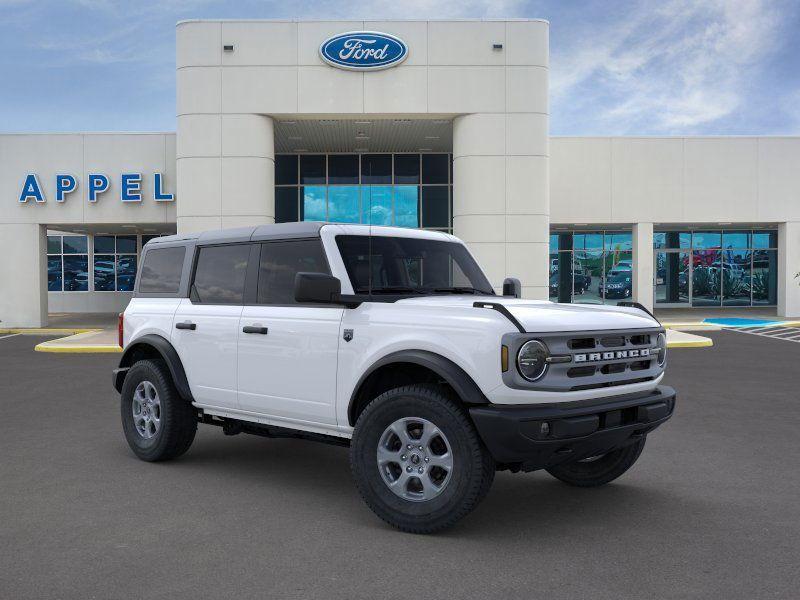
114 334 193 402
348 350 489 426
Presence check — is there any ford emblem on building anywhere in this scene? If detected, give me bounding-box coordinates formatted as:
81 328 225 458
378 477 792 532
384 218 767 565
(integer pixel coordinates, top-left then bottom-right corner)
319 31 408 70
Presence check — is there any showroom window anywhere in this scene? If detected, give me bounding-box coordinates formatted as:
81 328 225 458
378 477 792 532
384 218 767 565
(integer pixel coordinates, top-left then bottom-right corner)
274 153 453 232
549 231 633 305
654 229 777 307
47 235 89 292
93 235 138 292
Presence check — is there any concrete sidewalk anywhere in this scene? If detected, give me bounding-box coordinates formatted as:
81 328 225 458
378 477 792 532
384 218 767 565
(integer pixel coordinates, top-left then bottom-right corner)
33 329 121 353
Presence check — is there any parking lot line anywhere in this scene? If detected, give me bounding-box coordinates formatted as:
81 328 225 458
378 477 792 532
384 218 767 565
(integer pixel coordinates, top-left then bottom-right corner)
0 333 21 341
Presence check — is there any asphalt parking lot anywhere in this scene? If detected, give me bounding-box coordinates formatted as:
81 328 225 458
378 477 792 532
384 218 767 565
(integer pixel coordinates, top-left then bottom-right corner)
1 331 799 599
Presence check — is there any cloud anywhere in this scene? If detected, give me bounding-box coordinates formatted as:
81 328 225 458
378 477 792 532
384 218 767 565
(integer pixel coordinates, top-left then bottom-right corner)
551 0 792 134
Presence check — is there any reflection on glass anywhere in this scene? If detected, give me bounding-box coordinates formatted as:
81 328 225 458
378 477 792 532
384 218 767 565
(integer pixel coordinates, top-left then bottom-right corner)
48 257 62 291
362 186 392 225
654 231 691 249
94 236 115 254
327 155 359 184
603 250 633 304
574 233 603 250
752 231 777 249
327 186 360 223
548 253 559 299
63 236 88 254
722 231 750 249
721 249 751 306
655 251 690 305
63 255 88 291
421 187 448 228
394 186 419 228
275 187 298 223
361 154 392 184
604 232 632 251
394 154 420 184
117 256 137 292
753 249 777 305
300 155 325 184
549 234 559 254
116 236 137 254
573 250 602 304
94 255 116 291
692 231 721 249
692 250 721 306
302 186 326 221
47 235 61 254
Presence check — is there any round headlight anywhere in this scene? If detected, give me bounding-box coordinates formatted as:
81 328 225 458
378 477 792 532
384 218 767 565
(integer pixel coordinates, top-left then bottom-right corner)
656 332 667 367
517 340 549 382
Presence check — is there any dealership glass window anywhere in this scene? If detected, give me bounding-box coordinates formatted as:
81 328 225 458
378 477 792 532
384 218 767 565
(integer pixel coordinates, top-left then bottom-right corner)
47 235 89 292
275 153 453 232
548 231 634 305
94 235 137 292
654 229 777 307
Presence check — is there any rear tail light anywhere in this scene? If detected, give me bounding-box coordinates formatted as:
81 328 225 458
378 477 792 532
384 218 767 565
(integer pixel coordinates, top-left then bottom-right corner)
118 312 124 348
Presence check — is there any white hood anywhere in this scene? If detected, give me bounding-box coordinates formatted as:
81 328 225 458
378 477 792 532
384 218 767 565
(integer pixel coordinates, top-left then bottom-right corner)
397 296 659 333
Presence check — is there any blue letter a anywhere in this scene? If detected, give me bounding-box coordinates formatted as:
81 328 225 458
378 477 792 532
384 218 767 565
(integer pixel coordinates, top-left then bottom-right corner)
19 174 45 203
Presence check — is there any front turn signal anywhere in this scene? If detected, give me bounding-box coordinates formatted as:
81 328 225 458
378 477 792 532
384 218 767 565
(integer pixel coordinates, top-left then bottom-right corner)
501 345 509 372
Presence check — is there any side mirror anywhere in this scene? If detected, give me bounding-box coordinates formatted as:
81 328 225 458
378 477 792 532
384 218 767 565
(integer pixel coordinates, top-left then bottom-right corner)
295 272 342 304
502 277 521 298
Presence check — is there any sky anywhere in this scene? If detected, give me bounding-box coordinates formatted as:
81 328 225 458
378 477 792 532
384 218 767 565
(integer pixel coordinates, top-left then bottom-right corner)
0 0 798 135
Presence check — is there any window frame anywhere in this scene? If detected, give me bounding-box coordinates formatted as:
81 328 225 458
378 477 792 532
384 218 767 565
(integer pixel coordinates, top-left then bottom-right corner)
188 242 256 306
251 238 333 307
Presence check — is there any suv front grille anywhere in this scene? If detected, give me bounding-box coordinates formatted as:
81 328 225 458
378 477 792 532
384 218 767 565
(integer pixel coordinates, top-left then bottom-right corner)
502 328 664 392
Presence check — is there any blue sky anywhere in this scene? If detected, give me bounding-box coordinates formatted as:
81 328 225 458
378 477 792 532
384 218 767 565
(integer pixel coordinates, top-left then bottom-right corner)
1 0 798 135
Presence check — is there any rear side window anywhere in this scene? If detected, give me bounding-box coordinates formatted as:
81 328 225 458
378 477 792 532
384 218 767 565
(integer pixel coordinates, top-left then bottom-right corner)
192 244 250 304
138 247 186 294
257 240 329 305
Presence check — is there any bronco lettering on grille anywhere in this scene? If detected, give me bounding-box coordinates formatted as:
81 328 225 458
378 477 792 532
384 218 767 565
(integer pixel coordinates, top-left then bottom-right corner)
574 348 650 363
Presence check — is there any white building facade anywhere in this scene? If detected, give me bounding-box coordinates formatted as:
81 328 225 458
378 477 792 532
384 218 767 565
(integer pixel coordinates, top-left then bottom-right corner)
1 19 798 327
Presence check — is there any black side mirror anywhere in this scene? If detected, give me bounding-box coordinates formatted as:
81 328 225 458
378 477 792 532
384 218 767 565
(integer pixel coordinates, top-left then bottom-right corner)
502 277 521 298
295 272 342 304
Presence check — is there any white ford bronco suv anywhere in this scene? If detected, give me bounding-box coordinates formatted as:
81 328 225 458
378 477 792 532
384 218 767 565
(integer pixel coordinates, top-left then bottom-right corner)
114 223 675 533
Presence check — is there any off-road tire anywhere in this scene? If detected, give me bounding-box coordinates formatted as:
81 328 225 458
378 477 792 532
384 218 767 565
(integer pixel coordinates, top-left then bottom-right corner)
350 384 495 534
120 359 197 462
546 437 646 487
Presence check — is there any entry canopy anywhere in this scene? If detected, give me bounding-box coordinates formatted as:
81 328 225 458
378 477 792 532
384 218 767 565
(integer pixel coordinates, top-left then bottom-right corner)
273 118 453 154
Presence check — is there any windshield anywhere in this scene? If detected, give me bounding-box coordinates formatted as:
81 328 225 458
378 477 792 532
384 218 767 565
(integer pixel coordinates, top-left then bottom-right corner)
335 235 494 295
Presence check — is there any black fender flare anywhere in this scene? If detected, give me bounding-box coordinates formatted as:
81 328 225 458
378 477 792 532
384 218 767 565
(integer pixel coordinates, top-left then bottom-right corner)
113 334 193 402
348 349 489 426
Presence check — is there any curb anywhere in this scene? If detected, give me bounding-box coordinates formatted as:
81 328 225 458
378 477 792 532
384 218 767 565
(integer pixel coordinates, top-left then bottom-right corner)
0 328 100 335
666 338 713 348
34 343 122 354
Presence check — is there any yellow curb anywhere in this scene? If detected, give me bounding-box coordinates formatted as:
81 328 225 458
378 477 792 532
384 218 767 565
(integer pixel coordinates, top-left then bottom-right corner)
0 328 100 335
667 338 714 348
662 322 720 330
34 343 122 353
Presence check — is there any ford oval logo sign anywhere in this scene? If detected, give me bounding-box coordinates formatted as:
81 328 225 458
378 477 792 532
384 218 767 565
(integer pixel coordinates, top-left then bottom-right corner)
319 31 408 71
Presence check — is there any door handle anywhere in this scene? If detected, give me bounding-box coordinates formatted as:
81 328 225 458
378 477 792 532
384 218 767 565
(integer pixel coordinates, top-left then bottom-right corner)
242 326 268 335
175 321 196 330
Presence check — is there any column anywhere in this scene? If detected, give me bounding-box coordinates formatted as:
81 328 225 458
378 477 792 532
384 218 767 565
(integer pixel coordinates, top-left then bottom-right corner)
632 222 654 312
0 224 47 327
778 221 800 318
177 114 275 234
453 113 549 299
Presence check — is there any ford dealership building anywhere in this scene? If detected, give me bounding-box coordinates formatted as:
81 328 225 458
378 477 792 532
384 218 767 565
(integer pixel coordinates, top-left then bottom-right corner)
1 19 799 327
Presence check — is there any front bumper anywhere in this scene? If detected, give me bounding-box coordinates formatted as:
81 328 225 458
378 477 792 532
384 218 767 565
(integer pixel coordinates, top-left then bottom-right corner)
469 385 676 472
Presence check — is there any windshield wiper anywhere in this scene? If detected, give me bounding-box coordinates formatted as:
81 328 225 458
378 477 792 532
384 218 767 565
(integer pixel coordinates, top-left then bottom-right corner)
432 287 492 295
354 286 430 295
